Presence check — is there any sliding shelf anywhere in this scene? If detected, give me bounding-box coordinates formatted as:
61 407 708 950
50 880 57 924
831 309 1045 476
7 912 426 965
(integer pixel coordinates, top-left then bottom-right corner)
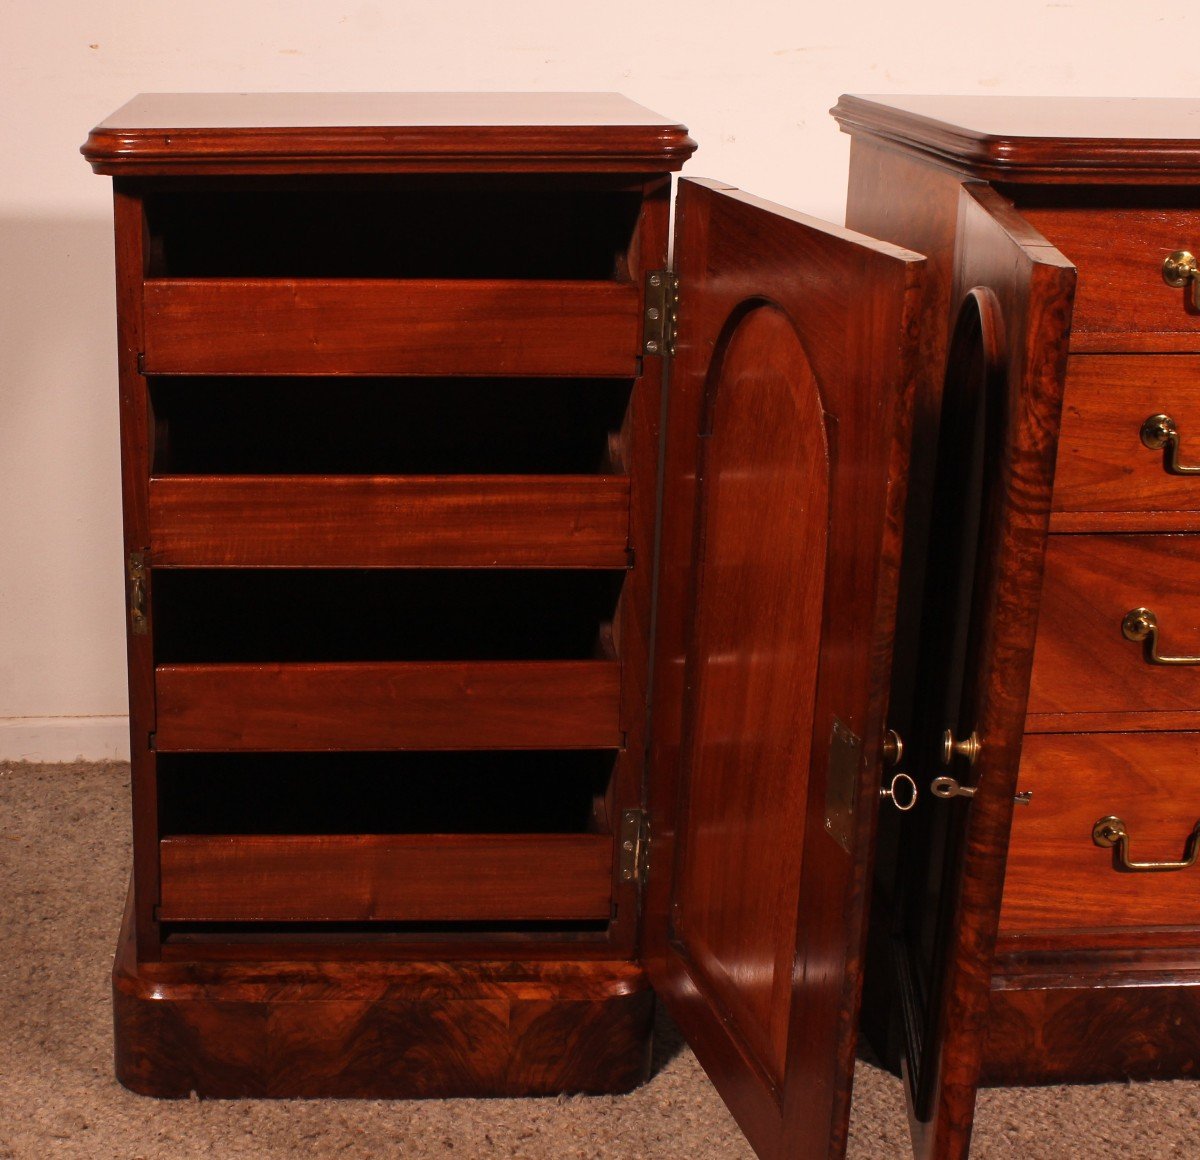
154 660 622 750
142 279 641 377
148 475 631 567
158 833 615 923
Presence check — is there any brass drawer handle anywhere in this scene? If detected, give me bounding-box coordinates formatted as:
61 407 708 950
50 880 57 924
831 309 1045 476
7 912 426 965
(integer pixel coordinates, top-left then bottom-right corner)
1121 607 1200 666
1141 413 1200 475
1163 250 1200 309
1092 814 1200 873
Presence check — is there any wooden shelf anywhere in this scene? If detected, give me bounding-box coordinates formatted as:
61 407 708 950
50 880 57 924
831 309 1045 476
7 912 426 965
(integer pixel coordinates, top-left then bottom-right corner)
148 475 631 568
142 278 642 377
154 660 623 750
158 833 615 923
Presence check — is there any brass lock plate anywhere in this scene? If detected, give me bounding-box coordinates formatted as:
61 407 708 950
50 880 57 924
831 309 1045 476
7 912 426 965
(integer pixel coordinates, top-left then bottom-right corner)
824 717 861 854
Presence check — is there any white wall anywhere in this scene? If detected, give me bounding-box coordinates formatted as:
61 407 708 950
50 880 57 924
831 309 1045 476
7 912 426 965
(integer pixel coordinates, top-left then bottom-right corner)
3 1 1197 759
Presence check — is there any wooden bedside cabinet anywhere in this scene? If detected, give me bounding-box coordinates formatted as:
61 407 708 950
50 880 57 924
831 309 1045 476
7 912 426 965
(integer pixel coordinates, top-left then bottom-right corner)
82 91 1107 1159
834 95 1200 1096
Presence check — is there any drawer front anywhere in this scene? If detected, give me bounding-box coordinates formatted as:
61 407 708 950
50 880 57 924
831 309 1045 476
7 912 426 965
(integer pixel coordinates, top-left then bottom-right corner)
1028 534 1200 721
1020 204 1200 352
1052 354 1200 529
1000 732 1200 937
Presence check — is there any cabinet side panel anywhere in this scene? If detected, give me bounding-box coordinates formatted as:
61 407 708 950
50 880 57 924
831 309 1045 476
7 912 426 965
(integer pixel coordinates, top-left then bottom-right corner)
113 183 160 960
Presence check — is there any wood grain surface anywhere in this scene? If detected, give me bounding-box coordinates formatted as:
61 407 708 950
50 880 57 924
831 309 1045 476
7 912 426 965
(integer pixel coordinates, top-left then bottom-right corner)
643 177 923 1160
83 92 697 175
154 661 623 752
983 970 1200 1084
832 95 1200 184
1000 732 1200 935
1018 204 1200 352
142 278 641 377
158 834 615 923
148 475 631 568
1052 354 1200 526
113 890 653 1098
1028 534 1200 720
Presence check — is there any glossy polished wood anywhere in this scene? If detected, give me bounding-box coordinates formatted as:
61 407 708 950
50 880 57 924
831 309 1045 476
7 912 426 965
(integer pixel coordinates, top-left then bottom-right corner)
83 92 697 175
95 92 678 1107
1052 355 1200 527
1028 534 1200 720
1017 204 1200 352
833 95 1200 184
839 94 1200 1105
673 302 830 1092
113 891 653 1098
983 968 1200 1084
154 661 623 751
902 188 1073 1160
142 279 640 377
159 834 615 922
148 475 631 568
645 178 922 1160
999 732 1200 936
113 187 161 961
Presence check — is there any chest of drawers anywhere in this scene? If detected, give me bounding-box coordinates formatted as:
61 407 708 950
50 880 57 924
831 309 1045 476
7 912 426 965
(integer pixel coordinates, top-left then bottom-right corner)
835 95 1200 1089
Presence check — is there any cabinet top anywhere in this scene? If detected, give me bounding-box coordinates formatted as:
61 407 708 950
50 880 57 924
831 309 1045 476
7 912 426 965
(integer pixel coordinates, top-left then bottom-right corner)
82 92 697 176
832 95 1200 183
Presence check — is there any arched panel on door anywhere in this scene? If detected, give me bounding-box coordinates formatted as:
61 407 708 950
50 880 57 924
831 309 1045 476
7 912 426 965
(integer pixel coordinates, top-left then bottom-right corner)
672 302 832 1091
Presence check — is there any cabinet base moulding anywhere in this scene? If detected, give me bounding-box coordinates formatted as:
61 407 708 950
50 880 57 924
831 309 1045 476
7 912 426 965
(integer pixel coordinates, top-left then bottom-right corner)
982 967 1200 1085
113 900 653 1099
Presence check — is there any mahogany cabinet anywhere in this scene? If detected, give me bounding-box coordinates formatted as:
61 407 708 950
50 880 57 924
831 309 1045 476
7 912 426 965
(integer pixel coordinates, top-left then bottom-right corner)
834 96 1200 1100
80 92 1132 1160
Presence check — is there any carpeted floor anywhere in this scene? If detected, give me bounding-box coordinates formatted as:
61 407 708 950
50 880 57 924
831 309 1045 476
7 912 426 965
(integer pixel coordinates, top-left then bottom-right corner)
1 762 1198 1159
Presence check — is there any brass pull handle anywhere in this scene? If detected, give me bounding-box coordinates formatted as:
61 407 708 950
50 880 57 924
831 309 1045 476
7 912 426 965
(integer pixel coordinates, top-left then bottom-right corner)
1092 814 1200 873
127 551 148 636
1121 607 1200 666
880 772 918 812
1140 413 1200 475
1164 250 1200 309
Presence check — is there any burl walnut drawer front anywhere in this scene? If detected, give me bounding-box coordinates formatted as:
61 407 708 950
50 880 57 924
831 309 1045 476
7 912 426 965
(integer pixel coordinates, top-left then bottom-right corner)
1019 204 1200 352
1052 355 1200 530
1027 534 1200 724
999 732 1200 937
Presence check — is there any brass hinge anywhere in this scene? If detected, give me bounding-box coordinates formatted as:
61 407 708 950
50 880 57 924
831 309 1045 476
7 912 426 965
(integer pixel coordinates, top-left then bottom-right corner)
643 270 678 358
619 808 650 884
127 551 148 636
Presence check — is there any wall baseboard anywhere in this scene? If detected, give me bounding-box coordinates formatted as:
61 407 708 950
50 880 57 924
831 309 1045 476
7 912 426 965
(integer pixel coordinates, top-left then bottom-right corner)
0 715 130 762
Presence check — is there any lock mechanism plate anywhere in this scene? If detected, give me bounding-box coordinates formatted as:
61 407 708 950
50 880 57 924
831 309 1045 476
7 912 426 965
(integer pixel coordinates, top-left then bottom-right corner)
824 717 862 853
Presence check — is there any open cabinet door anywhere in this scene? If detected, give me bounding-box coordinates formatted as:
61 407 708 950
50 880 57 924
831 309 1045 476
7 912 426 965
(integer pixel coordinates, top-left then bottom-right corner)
883 185 1076 1160
644 178 924 1159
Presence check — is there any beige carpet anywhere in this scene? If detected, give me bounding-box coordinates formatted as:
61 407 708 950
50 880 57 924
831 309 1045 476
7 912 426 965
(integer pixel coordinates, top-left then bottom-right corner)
1 762 1198 1159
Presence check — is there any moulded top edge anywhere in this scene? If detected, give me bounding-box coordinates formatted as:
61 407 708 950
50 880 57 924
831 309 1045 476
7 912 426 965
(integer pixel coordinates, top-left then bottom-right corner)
831 94 1200 182
81 92 698 175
